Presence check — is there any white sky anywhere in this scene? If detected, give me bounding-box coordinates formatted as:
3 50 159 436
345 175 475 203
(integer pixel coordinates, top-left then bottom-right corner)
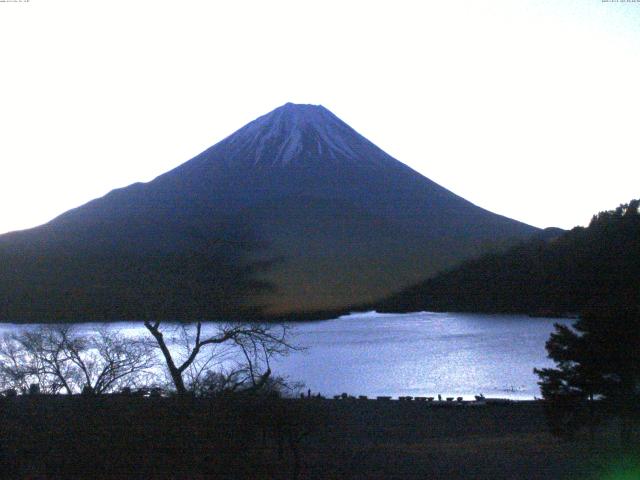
1 0 639 234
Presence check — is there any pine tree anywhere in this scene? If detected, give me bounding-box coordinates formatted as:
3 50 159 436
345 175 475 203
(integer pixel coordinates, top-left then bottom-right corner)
535 301 640 443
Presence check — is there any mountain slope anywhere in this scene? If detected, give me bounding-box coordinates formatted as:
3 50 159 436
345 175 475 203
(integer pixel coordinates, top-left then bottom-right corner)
375 201 640 316
0 103 539 321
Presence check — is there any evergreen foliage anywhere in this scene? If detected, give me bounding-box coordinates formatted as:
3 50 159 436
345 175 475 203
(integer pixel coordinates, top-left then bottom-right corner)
378 200 640 315
535 302 640 442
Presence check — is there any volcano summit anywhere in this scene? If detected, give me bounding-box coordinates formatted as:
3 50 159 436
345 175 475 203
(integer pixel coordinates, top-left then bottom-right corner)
0 103 539 321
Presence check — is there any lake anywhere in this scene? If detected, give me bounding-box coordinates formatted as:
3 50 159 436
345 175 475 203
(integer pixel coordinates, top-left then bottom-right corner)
0 311 573 399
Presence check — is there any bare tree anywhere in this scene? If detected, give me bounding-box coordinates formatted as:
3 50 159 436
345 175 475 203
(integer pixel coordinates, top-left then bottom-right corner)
143 320 299 395
63 328 158 394
0 326 157 395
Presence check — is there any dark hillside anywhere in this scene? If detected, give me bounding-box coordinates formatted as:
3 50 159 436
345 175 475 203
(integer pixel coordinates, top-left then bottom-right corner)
377 200 640 315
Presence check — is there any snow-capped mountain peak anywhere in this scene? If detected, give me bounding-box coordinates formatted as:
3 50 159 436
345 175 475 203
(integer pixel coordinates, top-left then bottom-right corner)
222 102 370 166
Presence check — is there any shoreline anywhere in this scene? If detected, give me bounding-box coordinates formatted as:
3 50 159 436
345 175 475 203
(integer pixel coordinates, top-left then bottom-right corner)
0 308 581 325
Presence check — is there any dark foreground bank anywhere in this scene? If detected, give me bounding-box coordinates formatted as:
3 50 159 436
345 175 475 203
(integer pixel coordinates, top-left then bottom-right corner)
0 395 637 479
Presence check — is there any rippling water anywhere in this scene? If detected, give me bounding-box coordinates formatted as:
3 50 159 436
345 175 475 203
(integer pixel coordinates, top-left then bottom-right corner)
277 311 573 399
0 311 573 399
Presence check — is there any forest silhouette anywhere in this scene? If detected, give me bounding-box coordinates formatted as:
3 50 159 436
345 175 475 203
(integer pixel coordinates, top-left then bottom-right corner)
377 200 640 317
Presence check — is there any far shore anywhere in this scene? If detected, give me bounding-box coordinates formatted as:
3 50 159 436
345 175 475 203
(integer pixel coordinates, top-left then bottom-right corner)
0 306 583 324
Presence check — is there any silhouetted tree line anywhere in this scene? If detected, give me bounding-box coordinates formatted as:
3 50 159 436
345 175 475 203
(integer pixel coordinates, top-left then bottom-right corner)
0 321 299 397
0 326 155 395
378 199 640 316
0 322 317 478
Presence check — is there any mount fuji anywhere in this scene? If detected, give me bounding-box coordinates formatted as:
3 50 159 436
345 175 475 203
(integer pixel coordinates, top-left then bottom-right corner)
0 103 539 321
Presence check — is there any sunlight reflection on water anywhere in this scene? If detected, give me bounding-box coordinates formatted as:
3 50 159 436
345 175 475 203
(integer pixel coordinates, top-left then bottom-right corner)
0 311 573 399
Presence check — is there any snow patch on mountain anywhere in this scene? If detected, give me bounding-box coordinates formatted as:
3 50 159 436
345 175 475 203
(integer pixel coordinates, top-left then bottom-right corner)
227 103 362 165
